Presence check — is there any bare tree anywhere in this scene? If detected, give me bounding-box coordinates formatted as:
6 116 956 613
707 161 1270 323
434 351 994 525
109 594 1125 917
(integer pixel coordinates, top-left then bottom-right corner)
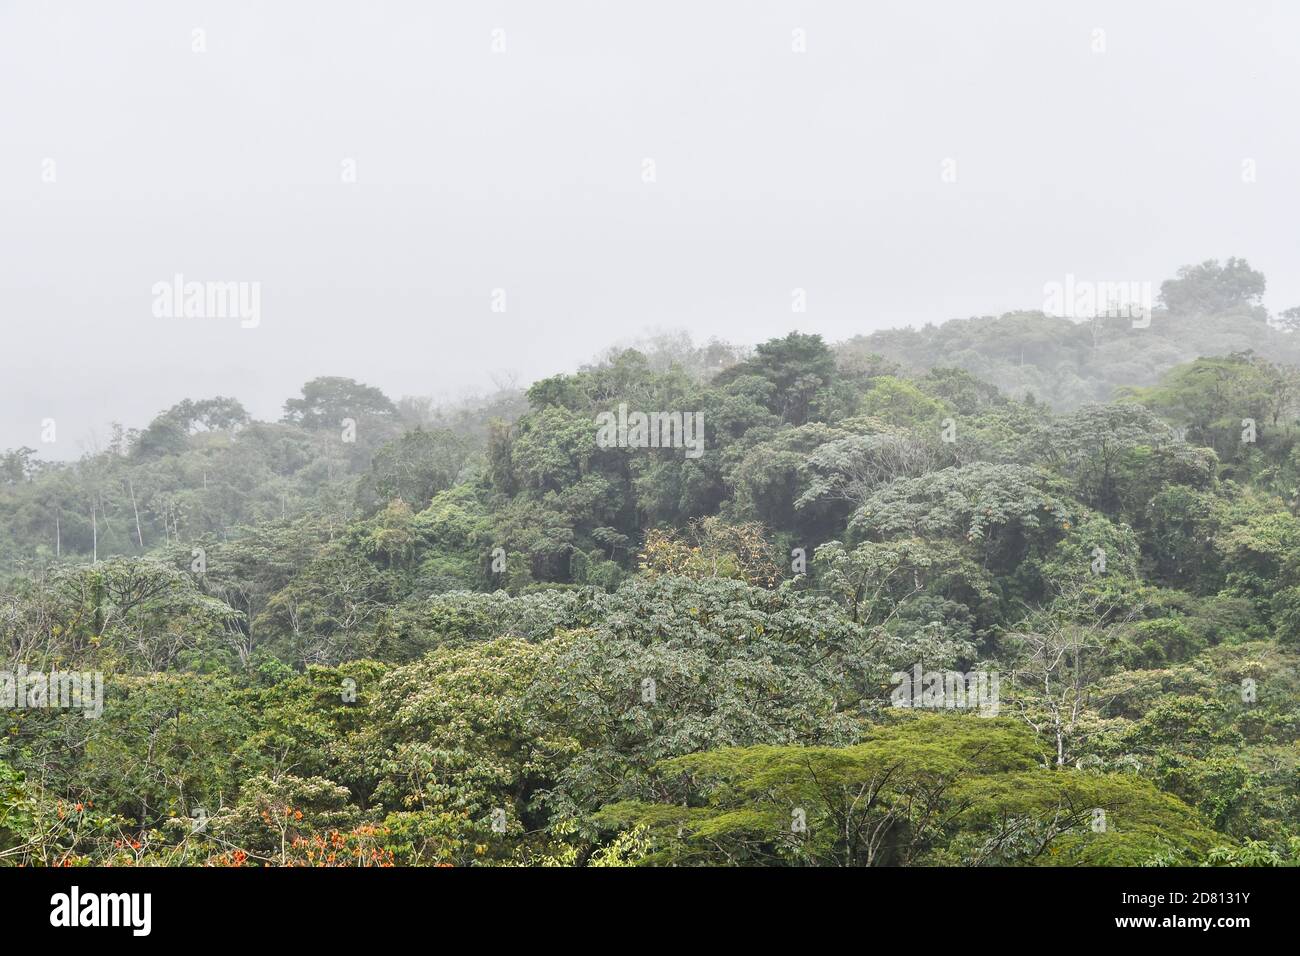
1003 582 1142 768
797 431 954 512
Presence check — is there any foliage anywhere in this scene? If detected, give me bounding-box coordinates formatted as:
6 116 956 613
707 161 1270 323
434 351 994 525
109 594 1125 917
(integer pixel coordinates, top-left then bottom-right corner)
3 260 1300 865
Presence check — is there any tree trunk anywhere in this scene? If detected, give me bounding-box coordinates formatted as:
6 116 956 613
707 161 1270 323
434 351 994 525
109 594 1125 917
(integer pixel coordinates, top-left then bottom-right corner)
128 479 145 549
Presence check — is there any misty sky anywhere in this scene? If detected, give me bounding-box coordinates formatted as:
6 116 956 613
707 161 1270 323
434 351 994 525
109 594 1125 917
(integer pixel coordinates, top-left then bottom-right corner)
2 1 1299 458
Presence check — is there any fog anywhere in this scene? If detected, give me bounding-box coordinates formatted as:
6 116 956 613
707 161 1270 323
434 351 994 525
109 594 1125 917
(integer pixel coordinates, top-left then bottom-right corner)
3 0 1298 457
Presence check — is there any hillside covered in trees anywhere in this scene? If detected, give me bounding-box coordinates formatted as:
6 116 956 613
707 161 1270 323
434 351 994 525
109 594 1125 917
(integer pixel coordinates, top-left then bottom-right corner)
3 258 1299 867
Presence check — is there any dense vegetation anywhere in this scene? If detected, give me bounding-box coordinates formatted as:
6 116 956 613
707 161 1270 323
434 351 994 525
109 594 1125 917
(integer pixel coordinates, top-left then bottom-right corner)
3 259 1299 866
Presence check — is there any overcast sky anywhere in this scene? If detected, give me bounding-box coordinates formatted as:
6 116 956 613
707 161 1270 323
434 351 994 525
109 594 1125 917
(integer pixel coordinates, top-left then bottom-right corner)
2 1 1299 458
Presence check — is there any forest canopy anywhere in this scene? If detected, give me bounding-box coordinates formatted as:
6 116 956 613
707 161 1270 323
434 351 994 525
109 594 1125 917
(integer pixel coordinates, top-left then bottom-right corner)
3 259 1300 867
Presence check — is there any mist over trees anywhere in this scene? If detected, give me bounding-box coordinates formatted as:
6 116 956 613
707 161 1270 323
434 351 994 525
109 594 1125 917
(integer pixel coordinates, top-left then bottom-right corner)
3 259 1300 867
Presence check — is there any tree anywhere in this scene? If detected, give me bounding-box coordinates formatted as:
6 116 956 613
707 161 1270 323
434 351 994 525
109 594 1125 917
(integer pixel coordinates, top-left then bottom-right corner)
1159 258 1266 317
0 447 38 485
1003 583 1141 768
1034 402 1185 513
596 717 1218 866
797 428 954 512
34 558 240 671
858 376 949 428
282 377 397 430
526 575 884 817
715 332 838 425
1276 306 1300 334
207 774 359 865
359 428 475 512
132 397 249 459
1126 355 1299 458
638 517 781 588
259 546 391 666
848 463 1072 565
351 637 569 866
